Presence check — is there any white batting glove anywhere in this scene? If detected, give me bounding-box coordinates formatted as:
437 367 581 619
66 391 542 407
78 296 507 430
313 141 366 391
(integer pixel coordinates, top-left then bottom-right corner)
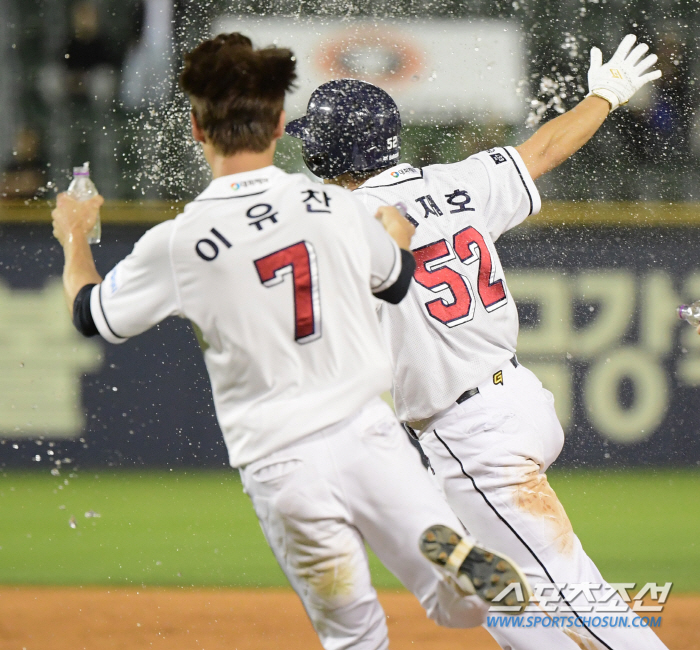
587 34 662 111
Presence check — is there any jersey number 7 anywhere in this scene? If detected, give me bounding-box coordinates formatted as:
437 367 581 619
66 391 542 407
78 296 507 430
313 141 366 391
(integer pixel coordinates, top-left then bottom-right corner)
254 241 322 344
412 226 507 327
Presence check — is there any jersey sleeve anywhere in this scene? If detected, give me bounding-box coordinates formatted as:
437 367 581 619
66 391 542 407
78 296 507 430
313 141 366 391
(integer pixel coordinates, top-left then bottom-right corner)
445 146 541 240
350 196 415 304
89 220 181 344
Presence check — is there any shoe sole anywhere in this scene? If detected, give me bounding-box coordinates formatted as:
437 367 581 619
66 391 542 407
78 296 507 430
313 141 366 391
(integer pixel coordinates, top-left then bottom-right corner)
420 524 531 614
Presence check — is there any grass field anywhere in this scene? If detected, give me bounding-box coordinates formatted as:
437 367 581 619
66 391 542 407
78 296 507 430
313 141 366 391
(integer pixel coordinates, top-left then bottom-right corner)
1 468 699 591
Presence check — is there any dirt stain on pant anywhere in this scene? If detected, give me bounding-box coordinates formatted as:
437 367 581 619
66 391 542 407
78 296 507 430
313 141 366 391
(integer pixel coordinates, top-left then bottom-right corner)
512 470 575 556
297 557 356 600
290 534 357 604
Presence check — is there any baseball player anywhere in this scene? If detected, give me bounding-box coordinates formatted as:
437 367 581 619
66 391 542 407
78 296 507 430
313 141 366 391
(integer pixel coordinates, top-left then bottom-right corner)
50 33 531 650
288 35 669 649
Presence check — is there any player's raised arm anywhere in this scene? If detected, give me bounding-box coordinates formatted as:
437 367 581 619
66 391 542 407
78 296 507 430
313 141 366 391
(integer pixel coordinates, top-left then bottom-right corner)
516 34 662 181
52 192 104 313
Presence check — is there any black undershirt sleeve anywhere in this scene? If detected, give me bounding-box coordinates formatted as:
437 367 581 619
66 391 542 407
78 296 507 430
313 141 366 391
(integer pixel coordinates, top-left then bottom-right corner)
73 283 99 337
373 249 416 305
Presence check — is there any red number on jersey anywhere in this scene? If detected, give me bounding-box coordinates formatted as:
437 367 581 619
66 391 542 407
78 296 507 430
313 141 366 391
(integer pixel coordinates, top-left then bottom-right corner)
254 241 321 344
413 240 475 327
413 227 507 326
453 226 507 311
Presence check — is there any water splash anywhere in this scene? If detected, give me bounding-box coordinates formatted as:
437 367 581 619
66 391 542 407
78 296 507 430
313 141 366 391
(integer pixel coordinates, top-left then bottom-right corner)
525 32 587 128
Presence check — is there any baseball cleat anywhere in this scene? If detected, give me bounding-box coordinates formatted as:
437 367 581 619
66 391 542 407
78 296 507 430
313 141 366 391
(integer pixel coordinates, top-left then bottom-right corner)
420 524 531 614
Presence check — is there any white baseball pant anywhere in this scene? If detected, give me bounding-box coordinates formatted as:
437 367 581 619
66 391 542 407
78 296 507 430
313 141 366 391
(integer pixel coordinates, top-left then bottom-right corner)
419 360 668 650
239 397 489 650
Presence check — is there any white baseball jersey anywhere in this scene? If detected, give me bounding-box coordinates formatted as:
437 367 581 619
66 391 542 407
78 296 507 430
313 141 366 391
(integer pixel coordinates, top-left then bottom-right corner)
354 146 541 422
88 165 404 467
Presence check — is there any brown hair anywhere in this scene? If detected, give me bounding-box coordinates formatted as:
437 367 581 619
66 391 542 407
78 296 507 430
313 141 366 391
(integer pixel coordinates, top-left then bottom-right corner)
180 33 297 156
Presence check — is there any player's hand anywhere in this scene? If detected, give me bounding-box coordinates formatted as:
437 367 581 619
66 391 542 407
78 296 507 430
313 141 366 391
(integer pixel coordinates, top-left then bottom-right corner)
587 34 662 111
52 192 103 247
375 205 415 250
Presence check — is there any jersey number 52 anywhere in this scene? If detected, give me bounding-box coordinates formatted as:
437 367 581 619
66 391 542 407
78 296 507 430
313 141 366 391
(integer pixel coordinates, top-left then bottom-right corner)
413 226 507 327
254 241 321 344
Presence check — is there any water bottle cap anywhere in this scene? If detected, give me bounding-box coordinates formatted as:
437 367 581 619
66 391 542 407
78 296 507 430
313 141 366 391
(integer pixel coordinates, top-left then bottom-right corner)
678 305 688 319
394 202 408 217
73 162 90 176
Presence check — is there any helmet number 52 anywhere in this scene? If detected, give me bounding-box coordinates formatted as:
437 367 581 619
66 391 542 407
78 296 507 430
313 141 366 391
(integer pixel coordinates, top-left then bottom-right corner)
387 136 398 150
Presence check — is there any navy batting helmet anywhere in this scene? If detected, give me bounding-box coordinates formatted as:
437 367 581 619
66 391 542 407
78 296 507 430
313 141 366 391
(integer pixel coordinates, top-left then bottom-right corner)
286 79 401 179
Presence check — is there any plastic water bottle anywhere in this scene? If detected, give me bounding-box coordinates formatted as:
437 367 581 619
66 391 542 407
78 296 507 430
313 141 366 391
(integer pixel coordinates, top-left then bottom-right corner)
678 301 700 326
66 162 101 244
394 201 408 217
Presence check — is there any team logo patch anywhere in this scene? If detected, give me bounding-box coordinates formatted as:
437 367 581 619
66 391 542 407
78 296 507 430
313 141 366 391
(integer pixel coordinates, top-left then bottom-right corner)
493 370 503 386
490 152 507 165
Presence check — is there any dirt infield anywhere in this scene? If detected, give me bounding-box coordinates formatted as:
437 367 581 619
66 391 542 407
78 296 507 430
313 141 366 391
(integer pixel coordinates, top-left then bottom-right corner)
0 587 695 649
